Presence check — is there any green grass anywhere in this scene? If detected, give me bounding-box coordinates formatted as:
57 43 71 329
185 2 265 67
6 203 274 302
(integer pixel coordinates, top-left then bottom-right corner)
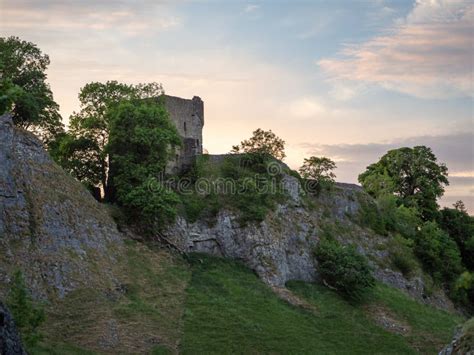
289 282 462 354
32 241 190 354
26 247 462 354
181 254 462 354
369 284 462 352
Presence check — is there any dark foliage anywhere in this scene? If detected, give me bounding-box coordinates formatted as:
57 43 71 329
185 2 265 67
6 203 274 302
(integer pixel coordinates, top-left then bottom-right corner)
107 99 181 231
358 146 448 221
438 206 474 270
0 36 63 144
314 238 375 301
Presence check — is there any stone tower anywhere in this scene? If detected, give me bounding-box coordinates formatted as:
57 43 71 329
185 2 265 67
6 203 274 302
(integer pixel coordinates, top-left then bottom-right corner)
163 95 204 173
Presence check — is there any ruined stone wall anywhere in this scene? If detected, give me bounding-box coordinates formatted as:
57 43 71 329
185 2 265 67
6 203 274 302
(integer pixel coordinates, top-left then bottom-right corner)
163 95 204 173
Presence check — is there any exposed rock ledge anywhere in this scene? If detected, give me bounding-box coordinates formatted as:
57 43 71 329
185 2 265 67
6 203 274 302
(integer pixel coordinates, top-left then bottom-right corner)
168 180 456 312
0 114 125 300
0 112 455 313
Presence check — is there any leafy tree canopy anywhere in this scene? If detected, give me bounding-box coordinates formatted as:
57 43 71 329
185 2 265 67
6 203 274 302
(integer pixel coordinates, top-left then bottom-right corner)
53 81 164 197
438 203 474 270
414 221 463 284
231 128 286 160
358 146 449 220
0 36 63 143
107 99 181 230
299 156 336 192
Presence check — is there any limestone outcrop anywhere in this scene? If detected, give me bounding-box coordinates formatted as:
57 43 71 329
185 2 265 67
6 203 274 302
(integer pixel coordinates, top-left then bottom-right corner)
168 181 455 311
0 114 124 300
0 112 455 313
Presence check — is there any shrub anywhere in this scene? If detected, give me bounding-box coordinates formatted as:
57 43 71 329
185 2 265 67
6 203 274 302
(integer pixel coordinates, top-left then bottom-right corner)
451 272 474 312
179 153 287 225
438 206 474 270
391 204 420 239
388 235 418 278
179 191 220 224
314 238 375 301
358 194 421 238
414 222 463 284
119 178 180 228
7 271 45 349
358 196 387 235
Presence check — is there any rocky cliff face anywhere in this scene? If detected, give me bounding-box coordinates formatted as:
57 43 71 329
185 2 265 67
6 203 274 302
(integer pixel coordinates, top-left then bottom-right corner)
0 302 26 355
166 185 352 288
0 112 461 354
0 114 124 300
168 180 455 311
0 111 455 312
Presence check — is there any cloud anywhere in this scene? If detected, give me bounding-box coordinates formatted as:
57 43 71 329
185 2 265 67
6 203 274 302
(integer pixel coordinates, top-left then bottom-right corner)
302 131 473 173
0 0 181 36
318 0 473 99
244 4 260 13
301 131 474 212
287 97 328 118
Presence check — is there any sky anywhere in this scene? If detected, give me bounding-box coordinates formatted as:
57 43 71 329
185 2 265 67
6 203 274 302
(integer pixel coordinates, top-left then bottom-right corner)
1 0 473 211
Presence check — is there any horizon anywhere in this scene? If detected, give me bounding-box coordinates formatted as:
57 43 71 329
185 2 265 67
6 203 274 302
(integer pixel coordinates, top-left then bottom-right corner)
1 0 472 211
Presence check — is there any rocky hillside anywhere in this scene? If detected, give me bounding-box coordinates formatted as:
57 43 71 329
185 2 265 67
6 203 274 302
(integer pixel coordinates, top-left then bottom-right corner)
168 176 455 311
0 113 189 353
0 113 465 353
0 114 125 301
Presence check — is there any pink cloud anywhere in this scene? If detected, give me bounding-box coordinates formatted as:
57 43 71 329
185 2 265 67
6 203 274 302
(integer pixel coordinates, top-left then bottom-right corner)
319 0 473 98
0 2 180 36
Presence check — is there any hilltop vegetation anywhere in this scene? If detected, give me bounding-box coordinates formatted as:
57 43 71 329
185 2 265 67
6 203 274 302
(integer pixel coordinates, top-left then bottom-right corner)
1 36 472 354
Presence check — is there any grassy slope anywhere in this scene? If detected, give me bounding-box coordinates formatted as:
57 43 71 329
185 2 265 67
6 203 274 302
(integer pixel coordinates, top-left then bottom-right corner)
29 249 462 354
458 318 474 352
31 240 190 354
181 254 462 355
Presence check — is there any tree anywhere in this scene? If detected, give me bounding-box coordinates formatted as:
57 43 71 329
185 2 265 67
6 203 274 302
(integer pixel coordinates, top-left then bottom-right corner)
0 65 23 115
414 221 463 284
299 156 336 192
231 128 286 160
107 99 181 231
48 132 103 193
357 171 395 198
358 146 449 220
58 81 164 198
0 36 63 144
453 271 474 311
453 200 468 213
438 205 474 270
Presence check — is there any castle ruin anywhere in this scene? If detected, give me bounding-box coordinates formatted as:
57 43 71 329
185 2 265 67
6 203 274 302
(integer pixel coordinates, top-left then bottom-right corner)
163 95 204 173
